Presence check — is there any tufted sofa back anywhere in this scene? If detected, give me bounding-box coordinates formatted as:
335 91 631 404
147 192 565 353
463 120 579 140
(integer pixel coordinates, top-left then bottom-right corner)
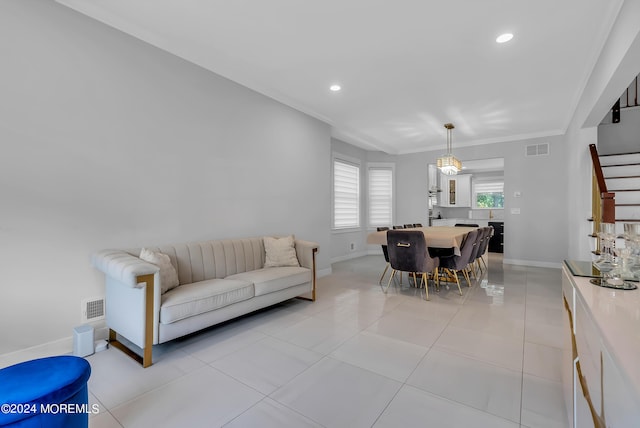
129 237 266 286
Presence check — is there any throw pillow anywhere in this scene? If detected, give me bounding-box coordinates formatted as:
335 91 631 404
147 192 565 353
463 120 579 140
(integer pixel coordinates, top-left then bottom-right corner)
264 235 300 268
139 248 180 294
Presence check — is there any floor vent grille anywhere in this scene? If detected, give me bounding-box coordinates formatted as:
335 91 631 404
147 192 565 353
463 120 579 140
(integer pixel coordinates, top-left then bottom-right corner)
81 297 105 323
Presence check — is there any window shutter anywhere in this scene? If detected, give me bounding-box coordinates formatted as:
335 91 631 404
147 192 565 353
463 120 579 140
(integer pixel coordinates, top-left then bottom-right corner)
334 160 360 228
368 168 393 227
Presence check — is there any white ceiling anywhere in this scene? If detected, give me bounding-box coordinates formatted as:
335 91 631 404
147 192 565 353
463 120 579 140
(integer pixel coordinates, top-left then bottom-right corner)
57 0 623 154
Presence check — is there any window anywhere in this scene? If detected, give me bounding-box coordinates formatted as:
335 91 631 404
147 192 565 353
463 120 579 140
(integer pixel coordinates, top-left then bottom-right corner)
474 181 504 209
368 165 394 227
333 158 360 229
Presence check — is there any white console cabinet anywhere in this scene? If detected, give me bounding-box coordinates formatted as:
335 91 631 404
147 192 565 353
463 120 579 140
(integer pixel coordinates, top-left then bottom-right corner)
562 265 640 428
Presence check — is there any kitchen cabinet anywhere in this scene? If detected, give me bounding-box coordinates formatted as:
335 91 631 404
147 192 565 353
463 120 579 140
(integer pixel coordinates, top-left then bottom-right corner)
438 173 471 207
488 221 504 253
431 218 457 227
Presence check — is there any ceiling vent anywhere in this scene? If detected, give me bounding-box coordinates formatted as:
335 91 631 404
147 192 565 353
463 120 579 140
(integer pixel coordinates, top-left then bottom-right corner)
525 143 549 157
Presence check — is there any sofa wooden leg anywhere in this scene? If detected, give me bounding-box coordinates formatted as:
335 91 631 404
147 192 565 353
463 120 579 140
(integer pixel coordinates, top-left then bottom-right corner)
297 247 318 302
108 273 155 368
108 329 152 367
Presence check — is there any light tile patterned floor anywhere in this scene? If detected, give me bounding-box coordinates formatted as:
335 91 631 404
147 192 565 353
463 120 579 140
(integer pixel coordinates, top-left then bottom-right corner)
87 253 569 428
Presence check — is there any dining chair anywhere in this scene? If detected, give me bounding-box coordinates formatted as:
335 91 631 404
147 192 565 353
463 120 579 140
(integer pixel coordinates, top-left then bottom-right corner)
385 230 439 300
413 223 423 227
439 229 479 294
377 227 391 284
454 223 479 227
390 226 408 284
475 226 493 271
469 227 489 276
404 224 415 229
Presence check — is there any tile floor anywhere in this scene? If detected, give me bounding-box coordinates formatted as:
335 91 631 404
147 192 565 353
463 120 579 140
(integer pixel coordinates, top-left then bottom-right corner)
87 253 569 428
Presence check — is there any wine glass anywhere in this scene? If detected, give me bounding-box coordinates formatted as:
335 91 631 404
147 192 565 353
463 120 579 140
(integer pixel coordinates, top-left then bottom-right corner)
596 223 616 264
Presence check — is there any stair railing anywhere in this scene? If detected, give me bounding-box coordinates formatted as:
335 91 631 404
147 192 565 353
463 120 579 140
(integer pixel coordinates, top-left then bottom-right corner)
589 144 616 234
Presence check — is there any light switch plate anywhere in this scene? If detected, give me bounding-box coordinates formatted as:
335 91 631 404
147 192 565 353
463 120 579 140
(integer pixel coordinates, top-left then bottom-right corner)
511 208 521 214
514 191 522 198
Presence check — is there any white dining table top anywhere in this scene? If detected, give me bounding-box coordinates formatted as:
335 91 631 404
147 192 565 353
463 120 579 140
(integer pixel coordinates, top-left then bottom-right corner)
366 226 478 252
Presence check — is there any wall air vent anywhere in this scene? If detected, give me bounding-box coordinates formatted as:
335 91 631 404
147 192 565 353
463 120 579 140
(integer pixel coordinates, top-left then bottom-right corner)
525 143 549 157
81 296 105 323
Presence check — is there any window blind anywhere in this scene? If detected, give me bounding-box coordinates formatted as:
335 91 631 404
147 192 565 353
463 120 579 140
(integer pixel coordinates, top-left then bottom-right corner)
333 160 360 228
368 168 393 227
474 182 504 193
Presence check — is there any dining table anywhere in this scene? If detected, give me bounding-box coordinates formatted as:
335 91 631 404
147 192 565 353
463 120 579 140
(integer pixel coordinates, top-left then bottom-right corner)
366 226 479 256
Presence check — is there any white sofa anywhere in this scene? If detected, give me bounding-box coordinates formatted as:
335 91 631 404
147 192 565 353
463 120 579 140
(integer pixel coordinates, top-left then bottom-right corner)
91 236 318 367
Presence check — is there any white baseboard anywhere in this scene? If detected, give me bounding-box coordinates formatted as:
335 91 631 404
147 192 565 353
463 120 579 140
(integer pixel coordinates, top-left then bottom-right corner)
317 267 332 277
330 251 368 263
502 258 562 269
0 337 73 369
0 324 108 369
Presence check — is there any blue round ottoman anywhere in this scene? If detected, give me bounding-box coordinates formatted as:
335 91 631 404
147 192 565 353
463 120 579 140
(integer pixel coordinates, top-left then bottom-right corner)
0 355 91 428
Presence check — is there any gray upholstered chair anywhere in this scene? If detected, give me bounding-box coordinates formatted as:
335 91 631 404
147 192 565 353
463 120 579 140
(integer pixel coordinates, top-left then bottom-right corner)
475 226 493 271
385 230 439 300
464 227 485 277
377 227 391 284
439 229 479 294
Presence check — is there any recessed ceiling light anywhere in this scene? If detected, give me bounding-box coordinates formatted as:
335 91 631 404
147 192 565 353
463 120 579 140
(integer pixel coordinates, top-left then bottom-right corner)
496 33 513 43
329 84 341 92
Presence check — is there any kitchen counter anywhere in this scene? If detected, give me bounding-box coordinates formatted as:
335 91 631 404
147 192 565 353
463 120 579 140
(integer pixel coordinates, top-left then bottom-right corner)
431 218 503 227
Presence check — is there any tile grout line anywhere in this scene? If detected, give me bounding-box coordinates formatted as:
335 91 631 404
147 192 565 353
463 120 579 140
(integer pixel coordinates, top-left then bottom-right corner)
399 265 526 426
519 268 529 426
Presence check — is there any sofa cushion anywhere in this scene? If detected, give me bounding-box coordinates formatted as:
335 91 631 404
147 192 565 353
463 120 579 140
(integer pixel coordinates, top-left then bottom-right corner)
139 248 179 294
160 278 254 324
264 235 300 267
226 267 311 297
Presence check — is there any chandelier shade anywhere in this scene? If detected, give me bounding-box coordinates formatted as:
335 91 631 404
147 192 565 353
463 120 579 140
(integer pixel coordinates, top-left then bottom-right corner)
437 123 462 175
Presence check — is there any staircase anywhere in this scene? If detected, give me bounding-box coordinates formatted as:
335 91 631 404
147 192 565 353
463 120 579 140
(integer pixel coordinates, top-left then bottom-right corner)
589 147 640 254
599 151 640 227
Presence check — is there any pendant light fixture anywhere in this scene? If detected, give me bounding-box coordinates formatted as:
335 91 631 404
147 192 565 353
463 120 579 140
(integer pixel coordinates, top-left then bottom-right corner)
436 123 462 175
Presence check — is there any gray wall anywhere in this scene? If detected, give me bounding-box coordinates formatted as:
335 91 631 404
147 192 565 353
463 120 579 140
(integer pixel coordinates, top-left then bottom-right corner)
439 171 505 220
330 139 369 260
329 139 398 261
598 107 640 154
565 0 640 261
3 0 639 357
391 136 569 267
331 134 569 267
0 1 331 355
